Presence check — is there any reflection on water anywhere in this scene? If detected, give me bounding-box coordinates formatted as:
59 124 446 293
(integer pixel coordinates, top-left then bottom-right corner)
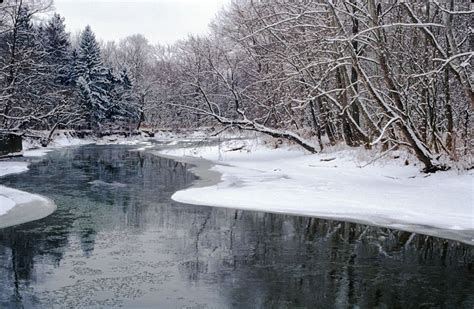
0 145 472 308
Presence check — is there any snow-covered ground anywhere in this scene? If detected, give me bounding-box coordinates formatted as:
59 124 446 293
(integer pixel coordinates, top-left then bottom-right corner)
0 154 56 227
0 162 30 215
0 160 54 220
22 131 96 153
159 139 474 242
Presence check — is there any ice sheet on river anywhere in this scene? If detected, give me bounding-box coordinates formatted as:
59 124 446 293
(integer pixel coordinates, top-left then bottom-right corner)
88 180 128 188
0 162 56 227
159 139 474 244
0 162 30 215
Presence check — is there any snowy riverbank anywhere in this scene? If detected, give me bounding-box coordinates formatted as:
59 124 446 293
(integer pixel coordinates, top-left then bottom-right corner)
159 138 474 244
0 161 56 228
0 162 30 216
1 132 473 243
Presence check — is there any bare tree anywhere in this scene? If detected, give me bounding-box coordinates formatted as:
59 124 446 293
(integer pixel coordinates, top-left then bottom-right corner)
149 0 472 171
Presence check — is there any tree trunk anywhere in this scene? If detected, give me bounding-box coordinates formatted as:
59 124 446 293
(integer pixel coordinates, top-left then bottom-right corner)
310 100 324 150
350 0 361 127
445 68 454 153
358 0 443 172
336 67 355 146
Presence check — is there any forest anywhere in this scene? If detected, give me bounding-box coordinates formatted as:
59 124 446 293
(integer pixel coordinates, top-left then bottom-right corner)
0 0 472 172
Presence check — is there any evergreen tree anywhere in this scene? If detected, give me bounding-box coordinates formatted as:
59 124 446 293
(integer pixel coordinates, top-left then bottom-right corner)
108 69 137 123
15 7 36 50
43 13 72 86
77 25 102 80
69 48 80 86
76 25 111 129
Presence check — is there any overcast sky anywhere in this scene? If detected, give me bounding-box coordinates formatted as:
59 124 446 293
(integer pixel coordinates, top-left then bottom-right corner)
53 0 228 44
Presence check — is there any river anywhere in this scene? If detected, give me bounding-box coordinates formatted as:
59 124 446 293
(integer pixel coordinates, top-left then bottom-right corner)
0 144 472 308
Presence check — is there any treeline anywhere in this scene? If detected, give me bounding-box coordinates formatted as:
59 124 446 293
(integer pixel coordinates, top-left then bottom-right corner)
155 0 472 171
0 0 140 143
1 0 473 171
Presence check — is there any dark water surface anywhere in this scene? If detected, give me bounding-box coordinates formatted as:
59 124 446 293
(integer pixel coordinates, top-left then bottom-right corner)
0 145 472 308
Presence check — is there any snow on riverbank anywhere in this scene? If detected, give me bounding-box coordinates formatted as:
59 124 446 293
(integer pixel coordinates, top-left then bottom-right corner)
0 162 29 215
160 139 474 237
22 132 96 156
22 130 154 156
0 160 54 222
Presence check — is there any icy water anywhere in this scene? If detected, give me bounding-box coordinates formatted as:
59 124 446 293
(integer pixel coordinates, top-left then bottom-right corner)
0 144 473 308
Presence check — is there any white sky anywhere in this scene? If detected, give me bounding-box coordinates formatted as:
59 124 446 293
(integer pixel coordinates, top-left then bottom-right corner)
53 0 228 44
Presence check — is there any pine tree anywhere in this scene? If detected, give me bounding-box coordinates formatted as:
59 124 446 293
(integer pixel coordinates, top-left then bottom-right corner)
69 48 80 86
108 69 137 123
77 25 102 81
76 25 111 129
43 13 72 86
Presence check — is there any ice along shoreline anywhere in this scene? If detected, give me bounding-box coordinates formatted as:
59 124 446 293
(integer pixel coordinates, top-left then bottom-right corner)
154 139 474 246
0 162 56 229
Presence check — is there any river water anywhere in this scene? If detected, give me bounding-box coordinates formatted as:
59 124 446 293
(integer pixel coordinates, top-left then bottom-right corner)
0 144 472 308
